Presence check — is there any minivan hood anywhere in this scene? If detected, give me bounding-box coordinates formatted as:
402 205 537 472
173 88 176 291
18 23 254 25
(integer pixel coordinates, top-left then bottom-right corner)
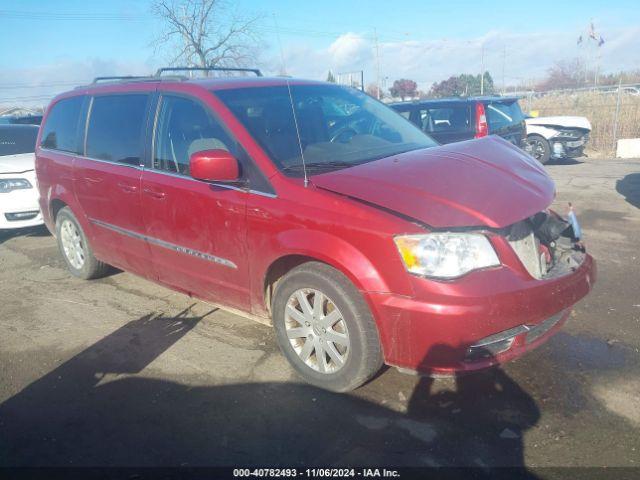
313 136 554 228
0 152 35 174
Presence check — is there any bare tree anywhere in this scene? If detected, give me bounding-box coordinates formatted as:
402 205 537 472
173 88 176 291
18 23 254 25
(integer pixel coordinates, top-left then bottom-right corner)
152 0 262 69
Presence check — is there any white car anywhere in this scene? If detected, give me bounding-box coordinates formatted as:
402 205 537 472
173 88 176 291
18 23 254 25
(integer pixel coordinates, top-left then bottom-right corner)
524 116 591 164
0 125 43 229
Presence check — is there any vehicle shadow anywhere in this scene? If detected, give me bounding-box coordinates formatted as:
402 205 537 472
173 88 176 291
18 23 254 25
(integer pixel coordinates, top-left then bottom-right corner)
545 157 584 166
0 224 50 246
616 173 640 209
0 318 537 475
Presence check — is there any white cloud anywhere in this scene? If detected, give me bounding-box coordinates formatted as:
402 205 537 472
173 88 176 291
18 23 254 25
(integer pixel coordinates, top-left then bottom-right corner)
4 26 639 108
266 26 640 91
0 58 154 108
328 33 372 69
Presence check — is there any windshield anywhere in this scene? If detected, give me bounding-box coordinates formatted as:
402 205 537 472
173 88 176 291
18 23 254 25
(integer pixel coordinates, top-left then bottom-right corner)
0 126 38 156
214 84 437 175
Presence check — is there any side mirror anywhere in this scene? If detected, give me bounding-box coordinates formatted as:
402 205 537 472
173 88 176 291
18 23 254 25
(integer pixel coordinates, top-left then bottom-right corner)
190 149 240 182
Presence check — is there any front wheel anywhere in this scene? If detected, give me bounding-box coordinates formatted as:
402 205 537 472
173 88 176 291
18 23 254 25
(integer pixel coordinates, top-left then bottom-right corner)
272 262 383 392
526 134 551 164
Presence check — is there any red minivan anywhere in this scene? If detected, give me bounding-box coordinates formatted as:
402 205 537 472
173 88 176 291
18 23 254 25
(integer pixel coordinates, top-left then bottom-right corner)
36 71 595 391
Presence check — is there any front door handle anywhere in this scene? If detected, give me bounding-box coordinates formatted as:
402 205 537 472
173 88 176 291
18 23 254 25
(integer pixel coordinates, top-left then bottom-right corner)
84 176 103 184
117 182 138 193
143 188 166 199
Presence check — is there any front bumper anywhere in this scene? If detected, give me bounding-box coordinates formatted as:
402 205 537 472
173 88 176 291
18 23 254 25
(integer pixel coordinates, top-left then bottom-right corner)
0 171 43 230
367 253 596 375
551 136 589 159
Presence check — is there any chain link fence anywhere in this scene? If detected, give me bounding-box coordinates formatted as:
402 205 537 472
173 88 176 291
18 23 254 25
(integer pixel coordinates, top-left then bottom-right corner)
516 84 640 156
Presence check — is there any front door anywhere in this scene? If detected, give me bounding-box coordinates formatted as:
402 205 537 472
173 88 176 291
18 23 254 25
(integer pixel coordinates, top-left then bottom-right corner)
141 94 250 309
73 93 152 275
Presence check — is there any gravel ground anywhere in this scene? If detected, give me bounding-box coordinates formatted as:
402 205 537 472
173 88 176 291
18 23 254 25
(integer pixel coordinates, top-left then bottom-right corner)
0 156 639 471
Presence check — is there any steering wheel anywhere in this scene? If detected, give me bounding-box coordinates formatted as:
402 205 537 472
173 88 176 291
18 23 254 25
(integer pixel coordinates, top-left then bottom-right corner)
330 126 358 143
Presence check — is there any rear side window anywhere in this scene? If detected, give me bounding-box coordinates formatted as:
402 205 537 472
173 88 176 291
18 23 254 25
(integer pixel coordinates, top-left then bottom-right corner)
40 96 84 153
486 101 524 130
86 94 149 166
422 106 469 133
0 126 39 156
153 95 233 176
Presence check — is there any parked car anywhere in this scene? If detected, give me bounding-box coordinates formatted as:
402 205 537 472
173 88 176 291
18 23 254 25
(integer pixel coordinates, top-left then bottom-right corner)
390 97 526 147
524 116 591 164
0 124 43 229
0 114 43 126
36 73 595 391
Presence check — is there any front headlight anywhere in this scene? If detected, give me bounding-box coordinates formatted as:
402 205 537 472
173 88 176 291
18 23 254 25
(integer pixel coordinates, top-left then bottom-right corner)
0 178 32 193
554 131 578 139
394 233 500 279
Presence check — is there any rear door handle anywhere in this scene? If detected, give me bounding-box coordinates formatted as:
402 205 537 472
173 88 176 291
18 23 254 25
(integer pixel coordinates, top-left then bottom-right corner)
117 182 138 193
84 176 103 184
143 188 166 199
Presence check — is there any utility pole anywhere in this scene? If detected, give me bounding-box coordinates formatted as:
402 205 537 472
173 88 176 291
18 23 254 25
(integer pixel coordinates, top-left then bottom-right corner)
272 13 287 76
374 28 381 99
480 43 485 95
502 45 506 94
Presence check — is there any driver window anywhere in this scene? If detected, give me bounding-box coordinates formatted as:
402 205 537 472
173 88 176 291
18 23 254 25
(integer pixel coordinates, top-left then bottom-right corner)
154 95 233 176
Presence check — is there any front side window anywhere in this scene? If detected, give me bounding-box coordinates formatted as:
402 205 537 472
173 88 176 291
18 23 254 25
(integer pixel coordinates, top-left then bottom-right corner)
215 84 437 176
86 94 149 166
153 95 233 176
40 96 84 153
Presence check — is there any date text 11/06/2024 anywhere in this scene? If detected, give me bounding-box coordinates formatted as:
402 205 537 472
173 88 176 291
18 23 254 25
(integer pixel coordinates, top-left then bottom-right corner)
233 468 401 477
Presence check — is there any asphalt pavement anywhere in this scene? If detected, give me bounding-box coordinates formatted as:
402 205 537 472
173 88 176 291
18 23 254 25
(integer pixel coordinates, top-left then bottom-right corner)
1 156 639 471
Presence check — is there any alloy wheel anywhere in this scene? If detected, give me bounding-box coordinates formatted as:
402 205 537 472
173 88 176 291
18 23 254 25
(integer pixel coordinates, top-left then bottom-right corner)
284 288 350 374
60 219 85 269
528 138 546 160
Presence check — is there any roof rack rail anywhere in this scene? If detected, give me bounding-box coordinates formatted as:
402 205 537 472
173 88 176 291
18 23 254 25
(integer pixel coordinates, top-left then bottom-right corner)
155 66 263 77
92 75 153 84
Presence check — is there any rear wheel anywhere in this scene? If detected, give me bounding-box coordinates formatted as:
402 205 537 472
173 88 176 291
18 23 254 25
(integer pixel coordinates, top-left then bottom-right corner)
272 262 383 392
526 134 551 164
55 207 110 279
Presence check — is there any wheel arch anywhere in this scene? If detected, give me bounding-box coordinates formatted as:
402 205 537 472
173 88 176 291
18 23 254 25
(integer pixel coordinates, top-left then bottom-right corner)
258 229 398 317
50 198 68 222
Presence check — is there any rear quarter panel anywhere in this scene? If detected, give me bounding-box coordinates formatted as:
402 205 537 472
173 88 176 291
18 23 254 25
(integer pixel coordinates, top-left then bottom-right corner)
35 148 80 234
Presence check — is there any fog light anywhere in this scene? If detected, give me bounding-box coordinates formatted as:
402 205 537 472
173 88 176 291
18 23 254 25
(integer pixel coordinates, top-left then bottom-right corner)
552 142 564 156
465 325 530 361
5 211 39 221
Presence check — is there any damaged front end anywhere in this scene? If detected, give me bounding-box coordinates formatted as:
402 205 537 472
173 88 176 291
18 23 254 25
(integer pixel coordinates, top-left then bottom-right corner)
506 206 585 280
549 127 590 159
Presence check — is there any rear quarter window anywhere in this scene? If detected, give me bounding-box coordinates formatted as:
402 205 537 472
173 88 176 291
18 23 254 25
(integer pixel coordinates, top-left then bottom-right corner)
420 106 470 133
86 94 149 166
485 101 524 131
40 96 84 153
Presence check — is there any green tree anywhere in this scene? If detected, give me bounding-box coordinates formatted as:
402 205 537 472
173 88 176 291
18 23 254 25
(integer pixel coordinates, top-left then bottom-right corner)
326 70 336 83
428 72 495 98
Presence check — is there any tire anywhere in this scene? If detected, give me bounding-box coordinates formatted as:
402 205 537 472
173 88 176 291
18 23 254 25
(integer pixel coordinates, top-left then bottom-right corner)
55 207 111 280
272 262 383 392
526 134 551 164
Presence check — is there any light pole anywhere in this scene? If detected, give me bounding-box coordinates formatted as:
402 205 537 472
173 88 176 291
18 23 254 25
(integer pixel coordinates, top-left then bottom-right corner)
480 43 485 95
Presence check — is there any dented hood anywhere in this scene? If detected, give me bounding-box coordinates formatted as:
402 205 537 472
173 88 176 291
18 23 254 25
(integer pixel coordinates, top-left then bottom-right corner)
313 136 555 228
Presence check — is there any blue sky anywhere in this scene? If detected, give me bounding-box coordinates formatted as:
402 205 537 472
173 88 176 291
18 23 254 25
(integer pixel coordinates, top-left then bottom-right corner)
1 0 639 106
